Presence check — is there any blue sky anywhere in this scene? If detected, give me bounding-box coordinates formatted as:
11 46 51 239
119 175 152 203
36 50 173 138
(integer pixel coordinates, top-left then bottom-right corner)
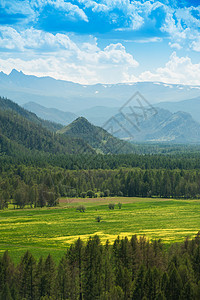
0 0 200 84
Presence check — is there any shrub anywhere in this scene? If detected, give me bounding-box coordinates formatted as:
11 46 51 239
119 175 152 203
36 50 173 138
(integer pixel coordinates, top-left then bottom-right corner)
118 202 122 209
108 203 115 210
96 216 102 222
76 205 86 212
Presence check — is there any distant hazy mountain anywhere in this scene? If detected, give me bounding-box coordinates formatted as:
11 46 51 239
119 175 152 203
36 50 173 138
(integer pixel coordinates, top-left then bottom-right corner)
1 69 200 112
107 108 200 143
0 97 62 131
57 117 135 154
157 97 200 123
24 102 77 125
77 106 120 126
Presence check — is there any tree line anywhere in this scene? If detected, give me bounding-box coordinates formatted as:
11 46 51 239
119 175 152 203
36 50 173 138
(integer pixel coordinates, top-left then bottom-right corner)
1 233 200 299
1 166 200 209
1 152 200 173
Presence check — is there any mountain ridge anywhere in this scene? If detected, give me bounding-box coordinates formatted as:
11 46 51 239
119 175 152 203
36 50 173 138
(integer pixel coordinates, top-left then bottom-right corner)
1 69 200 112
57 116 136 154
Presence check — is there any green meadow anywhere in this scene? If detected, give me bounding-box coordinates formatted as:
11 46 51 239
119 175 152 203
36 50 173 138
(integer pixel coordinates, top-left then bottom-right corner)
1 197 200 263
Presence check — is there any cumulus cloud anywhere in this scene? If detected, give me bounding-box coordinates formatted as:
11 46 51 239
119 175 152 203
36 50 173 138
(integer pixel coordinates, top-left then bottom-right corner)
0 27 139 84
161 5 200 51
139 52 200 85
1 0 200 51
30 0 89 22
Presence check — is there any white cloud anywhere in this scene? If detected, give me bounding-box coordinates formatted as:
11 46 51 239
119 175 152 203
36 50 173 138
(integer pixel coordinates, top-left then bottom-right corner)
139 52 200 85
135 37 163 43
30 0 89 22
169 42 182 50
1 0 89 23
0 26 80 52
161 5 200 51
0 27 139 84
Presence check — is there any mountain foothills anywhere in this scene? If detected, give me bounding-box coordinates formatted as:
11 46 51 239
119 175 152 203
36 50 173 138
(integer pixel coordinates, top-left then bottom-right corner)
0 97 135 156
1 69 200 111
24 100 200 144
0 97 95 156
57 117 134 154
24 101 77 126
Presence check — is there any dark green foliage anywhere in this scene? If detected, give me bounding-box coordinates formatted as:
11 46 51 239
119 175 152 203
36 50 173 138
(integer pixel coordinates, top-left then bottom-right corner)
0 283 13 300
118 202 122 209
1 165 200 210
0 108 94 155
1 233 200 299
57 117 135 154
108 203 115 210
96 216 102 222
0 96 62 132
76 205 86 213
86 190 95 198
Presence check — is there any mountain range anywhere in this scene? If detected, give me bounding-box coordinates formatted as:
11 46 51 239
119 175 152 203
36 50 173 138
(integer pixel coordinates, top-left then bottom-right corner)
24 102 77 126
1 69 200 144
0 97 135 156
1 69 200 112
110 108 200 143
22 99 200 144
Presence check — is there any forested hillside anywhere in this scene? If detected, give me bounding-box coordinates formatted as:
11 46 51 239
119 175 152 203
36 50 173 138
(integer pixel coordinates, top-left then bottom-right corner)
0 109 95 155
58 116 135 154
0 97 137 156
0 97 62 131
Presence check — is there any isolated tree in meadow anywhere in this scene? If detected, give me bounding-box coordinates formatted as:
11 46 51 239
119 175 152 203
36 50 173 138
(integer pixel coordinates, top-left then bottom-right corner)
76 205 86 212
108 203 115 210
96 216 102 222
118 202 122 209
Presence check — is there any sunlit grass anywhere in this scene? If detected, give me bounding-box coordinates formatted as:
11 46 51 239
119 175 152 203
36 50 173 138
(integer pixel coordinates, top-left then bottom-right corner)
1 197 200 263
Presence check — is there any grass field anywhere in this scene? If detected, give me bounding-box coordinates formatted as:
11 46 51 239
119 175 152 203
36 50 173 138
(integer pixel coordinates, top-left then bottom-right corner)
1 197 200 263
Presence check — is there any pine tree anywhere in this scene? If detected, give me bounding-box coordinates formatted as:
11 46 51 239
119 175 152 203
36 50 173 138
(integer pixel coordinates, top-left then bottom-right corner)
132 265 146 300
83 236 104 300
0 282 13 300
168 265 182 300
18 251 36 300
43 254 56 299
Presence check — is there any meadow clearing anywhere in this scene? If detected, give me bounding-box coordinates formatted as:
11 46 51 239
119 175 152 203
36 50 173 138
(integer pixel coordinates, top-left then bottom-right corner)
1 197 200 263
